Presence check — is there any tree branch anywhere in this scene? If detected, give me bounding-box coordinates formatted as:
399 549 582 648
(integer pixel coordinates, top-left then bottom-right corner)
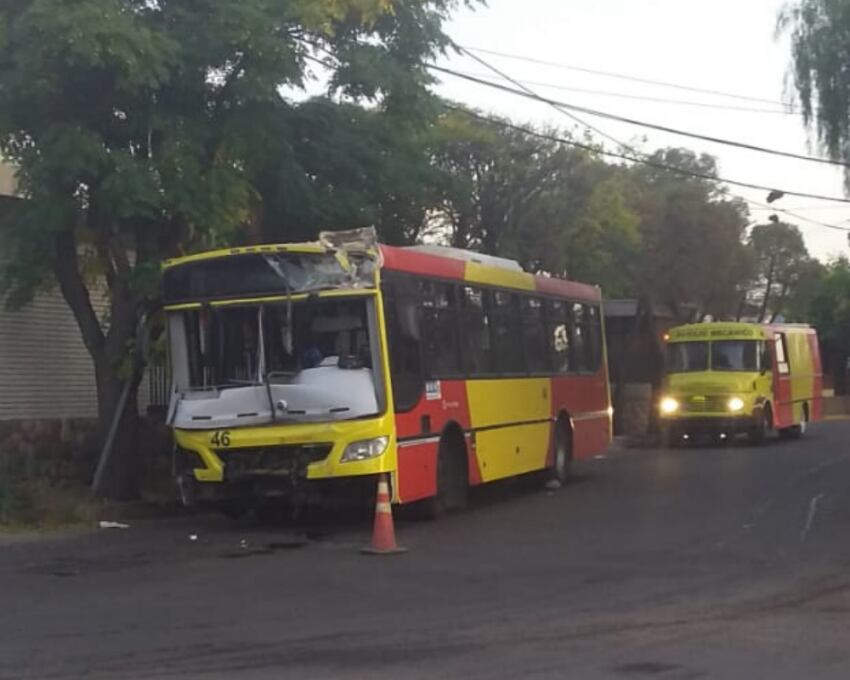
54 228 105 356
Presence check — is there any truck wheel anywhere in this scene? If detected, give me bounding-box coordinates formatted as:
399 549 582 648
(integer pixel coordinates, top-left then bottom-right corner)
659 425 676 449
748 406 771 445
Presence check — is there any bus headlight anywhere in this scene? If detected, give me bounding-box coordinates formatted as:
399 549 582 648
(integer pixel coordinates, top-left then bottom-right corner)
660 397 679 415
341 436 389 463
727 397 745 413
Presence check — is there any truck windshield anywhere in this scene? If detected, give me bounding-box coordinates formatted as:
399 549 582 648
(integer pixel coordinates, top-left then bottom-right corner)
667 342 709 373
711 340 758 372
667 340 759 373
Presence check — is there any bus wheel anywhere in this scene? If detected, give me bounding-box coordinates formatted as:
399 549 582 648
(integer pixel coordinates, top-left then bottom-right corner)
422 432 469 520
547 422 573 486
748 405 772 445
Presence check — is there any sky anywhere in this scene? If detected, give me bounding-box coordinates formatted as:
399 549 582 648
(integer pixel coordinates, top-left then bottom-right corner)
433 0 850 262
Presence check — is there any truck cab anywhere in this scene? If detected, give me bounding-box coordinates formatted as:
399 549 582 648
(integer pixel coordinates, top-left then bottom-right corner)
658 322 821 444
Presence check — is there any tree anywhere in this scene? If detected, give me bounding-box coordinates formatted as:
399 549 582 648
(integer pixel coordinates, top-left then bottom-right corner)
426 109 641 284
255 98 441 246
782 0 850 186
625 148 753 322
747 221 810 322
783 256 826 322
0 0 465 499
809 256 850 393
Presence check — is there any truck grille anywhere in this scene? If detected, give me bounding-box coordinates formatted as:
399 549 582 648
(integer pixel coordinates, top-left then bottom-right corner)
218 444 332 480
681 395 727 414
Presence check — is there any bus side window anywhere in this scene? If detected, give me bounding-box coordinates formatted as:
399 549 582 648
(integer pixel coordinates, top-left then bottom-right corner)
382 275 424 412
490 291 525 375
572 303 588 373
774 333 790 375
584 304 602 373
546 300 571 374
461 286 493 376
420 281 462 378
521 296 549 375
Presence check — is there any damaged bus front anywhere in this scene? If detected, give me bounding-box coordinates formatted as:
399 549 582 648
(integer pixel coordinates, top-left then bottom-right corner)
162 233 395 515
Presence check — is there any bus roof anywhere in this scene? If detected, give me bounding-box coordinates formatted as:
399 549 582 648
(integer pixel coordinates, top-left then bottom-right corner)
162 243 324 269
162 241 602 303
667 321 814 342
380 245 601 302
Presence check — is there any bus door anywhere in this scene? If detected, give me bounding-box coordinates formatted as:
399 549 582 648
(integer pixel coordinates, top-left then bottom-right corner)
771 332 794 428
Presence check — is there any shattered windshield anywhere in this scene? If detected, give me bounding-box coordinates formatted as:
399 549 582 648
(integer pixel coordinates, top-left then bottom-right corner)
179 298 375 391
162 251 374 304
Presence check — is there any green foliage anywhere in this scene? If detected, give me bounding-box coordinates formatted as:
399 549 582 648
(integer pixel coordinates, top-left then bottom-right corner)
781 0 850 186
0 0 466 499
809 256 850 347
621 148 753 320
425 113 751 316
747 221 813 322
426 109 641 286
255 98 440 245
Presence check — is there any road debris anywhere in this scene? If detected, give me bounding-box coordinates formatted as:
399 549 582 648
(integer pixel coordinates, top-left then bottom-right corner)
98 521 130 530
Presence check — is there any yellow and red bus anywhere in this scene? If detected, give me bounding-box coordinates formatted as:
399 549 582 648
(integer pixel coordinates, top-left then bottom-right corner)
162 231 612 516
658 322 822 444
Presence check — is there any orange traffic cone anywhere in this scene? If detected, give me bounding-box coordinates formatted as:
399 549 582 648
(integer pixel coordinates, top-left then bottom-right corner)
361 474 407 555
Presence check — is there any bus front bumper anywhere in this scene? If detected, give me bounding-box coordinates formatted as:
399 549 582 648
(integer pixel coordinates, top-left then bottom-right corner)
660 413 760 437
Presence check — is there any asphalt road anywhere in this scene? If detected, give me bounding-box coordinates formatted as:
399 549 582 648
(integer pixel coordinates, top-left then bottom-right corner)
4 421 850 679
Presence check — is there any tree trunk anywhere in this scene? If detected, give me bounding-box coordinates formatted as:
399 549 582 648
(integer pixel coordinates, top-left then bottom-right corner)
93 356 143 500
758 256 776 323
53 227 142 501
770 281 790 323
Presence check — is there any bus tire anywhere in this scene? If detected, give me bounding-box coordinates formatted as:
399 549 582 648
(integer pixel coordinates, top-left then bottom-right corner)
546 420 573 486
748 404 772 445
422 429 469 520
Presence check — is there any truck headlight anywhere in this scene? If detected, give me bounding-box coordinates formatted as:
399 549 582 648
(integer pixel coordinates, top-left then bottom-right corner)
660 397 679 415
727 397 745 413
341 436 389 463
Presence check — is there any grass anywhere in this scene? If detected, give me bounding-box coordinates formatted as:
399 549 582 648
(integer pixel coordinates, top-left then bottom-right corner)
0 473 101 531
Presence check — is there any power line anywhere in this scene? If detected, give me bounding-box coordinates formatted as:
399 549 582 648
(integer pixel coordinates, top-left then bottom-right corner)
443 105 850 207
458 47 629 152
745 199 850 232
430 65 850 170
448 69 799 116
748 204 850 212
453 48 850 228
311 43 850 229
461 45 796 109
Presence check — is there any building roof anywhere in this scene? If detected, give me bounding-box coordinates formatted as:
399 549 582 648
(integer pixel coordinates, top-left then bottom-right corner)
604 299 676 319
0 159 18 198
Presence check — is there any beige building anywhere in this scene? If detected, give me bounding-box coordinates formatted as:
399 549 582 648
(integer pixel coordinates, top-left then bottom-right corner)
0 159 152 424
0 161 16 197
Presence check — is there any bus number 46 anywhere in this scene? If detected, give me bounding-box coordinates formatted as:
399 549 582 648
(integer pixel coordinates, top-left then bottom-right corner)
210 431 231 447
